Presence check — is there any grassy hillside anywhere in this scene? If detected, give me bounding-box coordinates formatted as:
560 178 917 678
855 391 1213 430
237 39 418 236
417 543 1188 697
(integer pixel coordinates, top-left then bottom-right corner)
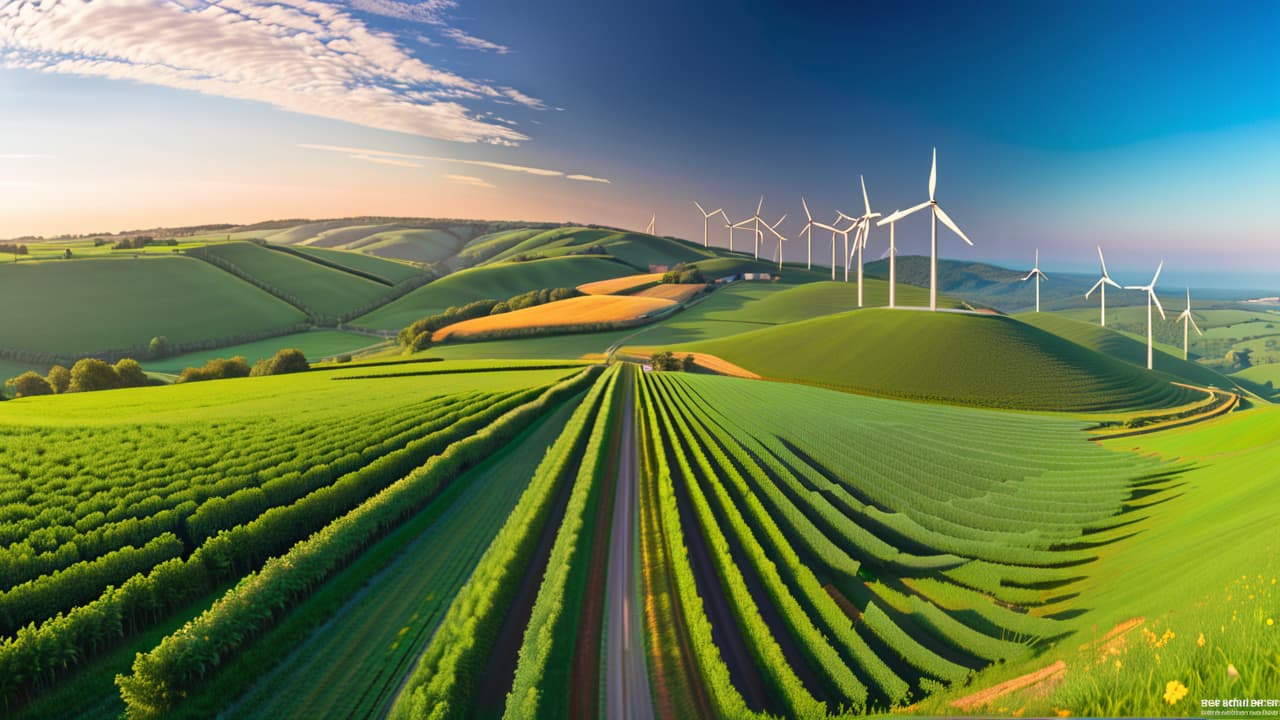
344 228 462 264
291 247 423 284
1014 312 1238 389
457 228 547 266
199 242 390 318
481 226 715 270
0 257 306 357
353 255 633 330
687 308 1200 411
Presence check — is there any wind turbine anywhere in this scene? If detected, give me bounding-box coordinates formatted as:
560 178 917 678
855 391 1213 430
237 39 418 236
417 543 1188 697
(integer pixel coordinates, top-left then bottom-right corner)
693 202 727 248
876 209 903 308
878 148 973 311
726 215 754 254
1021 249 1048 312
796 197 822 270
836 176 881 307
645 214 656 235
1085 245 1122 327
1177 288 1203 361
1125 261 1166 370
745 195 771 260
757 214 787 270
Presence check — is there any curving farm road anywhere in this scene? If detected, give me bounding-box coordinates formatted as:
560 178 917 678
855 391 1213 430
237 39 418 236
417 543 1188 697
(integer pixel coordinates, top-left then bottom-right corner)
604 375 655 719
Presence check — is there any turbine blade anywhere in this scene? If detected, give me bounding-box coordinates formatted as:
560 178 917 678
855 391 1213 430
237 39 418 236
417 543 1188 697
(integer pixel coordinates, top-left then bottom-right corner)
1022 271 1035 282
1086 278 1104 297
1152 291 1166 320
878 200 931 226
802 196 812 221
1105 277 1122 289
934 205 973 245
1151 260 1164 286
756 195 764 215
861 174 871 215
694 200 706 215
929 147 937 201
1097 245 1110 277
1192 317 1203 335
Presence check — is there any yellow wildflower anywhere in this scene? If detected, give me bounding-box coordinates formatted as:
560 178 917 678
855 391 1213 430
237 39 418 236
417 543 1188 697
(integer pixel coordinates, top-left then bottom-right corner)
1055 710 1071 718
1164 680 1189 705
1228 663 1240 679
1268 618 1274 627
1198 632 1206 647
1114 659 1123 670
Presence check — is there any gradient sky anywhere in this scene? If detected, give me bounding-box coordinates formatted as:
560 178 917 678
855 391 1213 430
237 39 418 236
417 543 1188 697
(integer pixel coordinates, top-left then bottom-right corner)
1 0 1277 288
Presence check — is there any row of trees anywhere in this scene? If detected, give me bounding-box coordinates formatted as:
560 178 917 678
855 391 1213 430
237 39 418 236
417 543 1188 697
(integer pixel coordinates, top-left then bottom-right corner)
175 348 310 384
5 358 151 397
661 264 707 284
395 288 579 351
0 243 28 256
649 351 695 371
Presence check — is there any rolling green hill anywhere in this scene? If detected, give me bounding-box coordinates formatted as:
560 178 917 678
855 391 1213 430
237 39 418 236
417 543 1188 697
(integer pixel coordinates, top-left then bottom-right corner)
686 308 1200 411
480 226 715 270
0 257 306 357
457 228 547 266
198 242 390 318
291 247 424 284
353 255 633 330
344 228 462 264
1014 312 1239 390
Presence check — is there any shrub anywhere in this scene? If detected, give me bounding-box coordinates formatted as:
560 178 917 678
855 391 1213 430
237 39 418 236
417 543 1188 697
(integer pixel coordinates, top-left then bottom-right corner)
177 357 252 384
68 358 120 393
114 359 149 388
250 349 309 377
46 364 70 393
8 371 53 397
148 336 172 359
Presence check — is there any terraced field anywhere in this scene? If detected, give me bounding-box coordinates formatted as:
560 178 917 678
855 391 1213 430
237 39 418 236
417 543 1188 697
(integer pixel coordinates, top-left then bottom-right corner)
635 372 1172 716
689 309 1200 411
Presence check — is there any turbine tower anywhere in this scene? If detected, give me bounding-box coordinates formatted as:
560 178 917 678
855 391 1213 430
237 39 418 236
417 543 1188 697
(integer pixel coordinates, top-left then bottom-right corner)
837 176 882 307
878 148 973 310
1021 249 1048 312
1125 261 1166 370
1086 245 1122 326
876 209 903 308
797 197 820 270
693 201 727 248
746 195 769 260
759 214 787 271
1177 288 1203 361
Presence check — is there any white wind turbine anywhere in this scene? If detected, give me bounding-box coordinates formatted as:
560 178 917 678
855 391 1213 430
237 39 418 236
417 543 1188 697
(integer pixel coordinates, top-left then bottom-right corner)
745 195 774 260
1021 249 1048 312
758 214 787 270
1125 261 1166 370
796 197 824 270
645 214 656 235
1085 245 1122 326
875 209 903 308
1177 288 1203 361
836 176 881 307
693 202 727 248
726 214 754 254
878 148 973 311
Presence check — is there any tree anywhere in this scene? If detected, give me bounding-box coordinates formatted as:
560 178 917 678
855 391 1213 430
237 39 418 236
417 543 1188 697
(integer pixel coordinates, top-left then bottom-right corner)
46 365 71 394
114 359 149 388
250 348 310 377
69 358 120 393
177 357 251 383
650 351 685 371
148 336 172 359
8 371 53 397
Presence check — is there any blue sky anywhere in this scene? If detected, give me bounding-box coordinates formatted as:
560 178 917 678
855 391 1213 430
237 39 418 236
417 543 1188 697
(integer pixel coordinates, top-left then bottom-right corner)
1 0 1277 288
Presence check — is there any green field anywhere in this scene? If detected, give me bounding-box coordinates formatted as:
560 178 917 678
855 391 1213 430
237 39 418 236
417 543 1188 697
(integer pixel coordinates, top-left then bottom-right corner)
354 255 634 330
198 242 390 318
687 309 1199 411
0 256 305 357
143 330 382 373
345 228 463 264
291 246 424 284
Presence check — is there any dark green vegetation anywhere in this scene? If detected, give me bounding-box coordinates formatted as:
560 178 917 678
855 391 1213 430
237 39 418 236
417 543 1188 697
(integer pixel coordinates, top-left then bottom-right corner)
688 309 1200 411
290 246 424 284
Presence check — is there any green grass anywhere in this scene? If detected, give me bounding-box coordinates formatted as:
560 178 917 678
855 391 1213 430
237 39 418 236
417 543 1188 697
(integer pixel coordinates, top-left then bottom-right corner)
199 242 389 317
353 255 633 330
291 246 424 284
1015 312 1238 390
143 330 382 373
303 222 406 248
478 226 717 271
686 308 1200 411
1232 362 1280 390
348 228 462 264
457 228 548 265
225 393 583 720
0 256 305 356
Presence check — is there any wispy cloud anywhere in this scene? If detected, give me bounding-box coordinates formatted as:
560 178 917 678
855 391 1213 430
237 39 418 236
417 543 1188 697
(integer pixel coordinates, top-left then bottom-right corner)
350 154 423 168
0 0 539 144
299 143 609 184
441 27 508 54
443 173 495 189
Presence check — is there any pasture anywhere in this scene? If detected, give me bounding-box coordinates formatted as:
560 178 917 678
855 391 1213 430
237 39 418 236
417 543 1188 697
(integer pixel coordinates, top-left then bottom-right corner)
197 242 390 318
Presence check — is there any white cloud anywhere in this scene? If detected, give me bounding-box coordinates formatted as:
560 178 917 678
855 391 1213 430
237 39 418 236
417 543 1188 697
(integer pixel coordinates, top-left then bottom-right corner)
299 143 610 184
441 27 507 54
350 153 423 168
0 0 533 144
500 87 545 110
443 173 494 188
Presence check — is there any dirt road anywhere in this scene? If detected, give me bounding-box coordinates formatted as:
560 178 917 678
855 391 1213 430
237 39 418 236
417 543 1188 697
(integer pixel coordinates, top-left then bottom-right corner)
604 377 655 719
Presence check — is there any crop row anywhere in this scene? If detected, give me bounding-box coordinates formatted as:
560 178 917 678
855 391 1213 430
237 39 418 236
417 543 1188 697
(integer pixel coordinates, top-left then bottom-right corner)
116 366 601 718
0 383 553 709
502 364 624 719
389 365 617 720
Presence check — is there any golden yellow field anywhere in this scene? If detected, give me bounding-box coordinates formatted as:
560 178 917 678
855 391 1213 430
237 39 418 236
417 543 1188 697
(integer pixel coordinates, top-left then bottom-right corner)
633 283 705 302
576 272 662 295
434 294 675 341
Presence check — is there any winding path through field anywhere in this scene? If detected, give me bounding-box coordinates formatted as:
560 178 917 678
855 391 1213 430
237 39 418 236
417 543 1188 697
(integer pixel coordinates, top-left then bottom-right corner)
605 376 656 719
